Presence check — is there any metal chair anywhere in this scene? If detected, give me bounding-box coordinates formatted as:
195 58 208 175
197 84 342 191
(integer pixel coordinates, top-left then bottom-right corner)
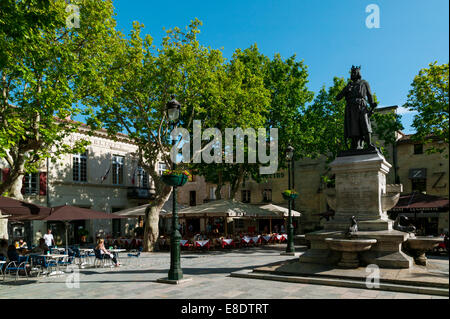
93 249 114 268
4 255 31 281
126 247 142 266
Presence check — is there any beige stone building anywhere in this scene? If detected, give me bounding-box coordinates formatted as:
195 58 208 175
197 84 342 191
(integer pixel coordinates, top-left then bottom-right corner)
1 125 157 245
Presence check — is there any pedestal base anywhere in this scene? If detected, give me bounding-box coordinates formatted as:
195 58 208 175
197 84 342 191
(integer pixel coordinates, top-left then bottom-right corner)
157 277 193 285
299 230 413 269
338 252 360 268
280 252 301 257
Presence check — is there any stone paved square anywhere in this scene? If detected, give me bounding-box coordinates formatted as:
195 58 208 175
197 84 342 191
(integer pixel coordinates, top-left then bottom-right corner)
0 246 447 299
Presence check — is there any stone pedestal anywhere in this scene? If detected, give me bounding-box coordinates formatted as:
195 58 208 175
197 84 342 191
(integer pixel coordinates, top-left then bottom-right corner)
298 151 412 269
325 152 392 231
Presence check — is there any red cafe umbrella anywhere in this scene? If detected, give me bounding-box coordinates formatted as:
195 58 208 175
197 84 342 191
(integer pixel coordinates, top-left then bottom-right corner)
43 205 124 250
0 196 51 219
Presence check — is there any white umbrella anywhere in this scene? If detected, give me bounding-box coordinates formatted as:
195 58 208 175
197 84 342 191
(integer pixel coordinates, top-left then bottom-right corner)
112 195 187 217
258 204 302 218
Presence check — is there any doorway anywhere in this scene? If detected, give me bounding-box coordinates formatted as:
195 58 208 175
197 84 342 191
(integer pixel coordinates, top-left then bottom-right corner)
189 191 197 206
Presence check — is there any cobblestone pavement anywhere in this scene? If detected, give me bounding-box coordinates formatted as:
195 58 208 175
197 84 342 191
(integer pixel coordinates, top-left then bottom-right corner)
0 246 447 299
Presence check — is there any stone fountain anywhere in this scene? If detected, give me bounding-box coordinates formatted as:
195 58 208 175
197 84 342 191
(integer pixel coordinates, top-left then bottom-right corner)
299 149 415 268
297 66 444 269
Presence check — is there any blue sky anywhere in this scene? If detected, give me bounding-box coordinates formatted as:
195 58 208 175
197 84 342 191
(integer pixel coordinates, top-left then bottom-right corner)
111 0 449 134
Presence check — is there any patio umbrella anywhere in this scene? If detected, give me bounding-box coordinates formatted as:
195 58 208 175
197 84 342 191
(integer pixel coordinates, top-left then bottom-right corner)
0 196 51 219
258 204 302 218
112 194 187 217
43 205 124 250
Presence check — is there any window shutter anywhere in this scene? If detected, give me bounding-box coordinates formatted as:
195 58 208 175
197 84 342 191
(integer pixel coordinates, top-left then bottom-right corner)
39 172 47 195
1 168 10 182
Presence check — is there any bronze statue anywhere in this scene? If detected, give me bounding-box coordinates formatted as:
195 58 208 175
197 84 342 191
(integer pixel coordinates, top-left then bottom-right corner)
393 215 416 234
346 216 358 237
336 66 378 150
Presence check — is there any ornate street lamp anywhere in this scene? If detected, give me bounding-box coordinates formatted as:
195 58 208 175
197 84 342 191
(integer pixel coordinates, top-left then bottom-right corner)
285 145 295 253
166 96 183 281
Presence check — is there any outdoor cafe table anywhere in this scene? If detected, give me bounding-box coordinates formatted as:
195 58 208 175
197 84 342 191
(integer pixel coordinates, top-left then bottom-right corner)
262 235 272 243
109 249 126 263
274 234 288 242
38 254 68 276
250 235 261 245
221 238 235 248
195 240 210 249
241 236 252 245
180 240 190 247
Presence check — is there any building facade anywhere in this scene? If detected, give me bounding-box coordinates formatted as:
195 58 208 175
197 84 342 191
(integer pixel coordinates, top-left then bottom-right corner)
1 126 157 245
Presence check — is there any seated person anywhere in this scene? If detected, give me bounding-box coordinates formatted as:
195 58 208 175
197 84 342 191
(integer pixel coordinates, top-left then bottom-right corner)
0 239 8 257
7 245 19 262
32 238 49 254
96 239 119 267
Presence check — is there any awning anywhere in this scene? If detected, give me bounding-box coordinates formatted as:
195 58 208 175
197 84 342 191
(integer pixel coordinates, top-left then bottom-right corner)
390 192 449 213
165 199 283 219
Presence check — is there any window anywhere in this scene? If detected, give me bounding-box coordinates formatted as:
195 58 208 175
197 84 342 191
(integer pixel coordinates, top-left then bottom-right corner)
262 189 272 202
112 155 124 185
412 179 427 193
73 152 87 182
241 190 251 203
414 144 423 155
136 167 149 188
158 162 167 176
23 173 39 195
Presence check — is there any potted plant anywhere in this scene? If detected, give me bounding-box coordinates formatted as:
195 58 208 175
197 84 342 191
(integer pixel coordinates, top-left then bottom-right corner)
282 189 298 200
161 169 191 187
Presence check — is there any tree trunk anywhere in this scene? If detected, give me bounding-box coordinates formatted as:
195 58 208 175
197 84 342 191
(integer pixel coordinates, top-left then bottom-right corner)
0 157 26 200
142 188 171 252
230 165 245 199
215 184 222 200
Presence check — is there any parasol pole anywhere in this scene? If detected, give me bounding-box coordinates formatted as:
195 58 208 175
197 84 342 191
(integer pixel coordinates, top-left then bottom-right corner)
65 221 69 252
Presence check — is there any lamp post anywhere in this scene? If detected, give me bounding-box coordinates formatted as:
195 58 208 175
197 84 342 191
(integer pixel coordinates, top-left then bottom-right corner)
285 145 295 253
167 96 183 281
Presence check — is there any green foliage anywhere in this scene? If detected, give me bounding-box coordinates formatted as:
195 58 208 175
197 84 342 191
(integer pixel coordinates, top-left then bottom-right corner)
302 77 347 162
303 77 403 162
405 62 449 154
0 0 120 193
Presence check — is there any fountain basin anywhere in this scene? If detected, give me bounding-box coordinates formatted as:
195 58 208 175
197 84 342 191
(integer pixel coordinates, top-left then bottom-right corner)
406 237 443 266
325 238 377 268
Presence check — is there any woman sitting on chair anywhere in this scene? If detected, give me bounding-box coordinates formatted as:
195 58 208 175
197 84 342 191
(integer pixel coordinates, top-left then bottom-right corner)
96 239 120 267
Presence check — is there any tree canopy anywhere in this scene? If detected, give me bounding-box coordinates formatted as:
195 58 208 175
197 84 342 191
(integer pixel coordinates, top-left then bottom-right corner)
405 62 449 154
0 0 119 198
